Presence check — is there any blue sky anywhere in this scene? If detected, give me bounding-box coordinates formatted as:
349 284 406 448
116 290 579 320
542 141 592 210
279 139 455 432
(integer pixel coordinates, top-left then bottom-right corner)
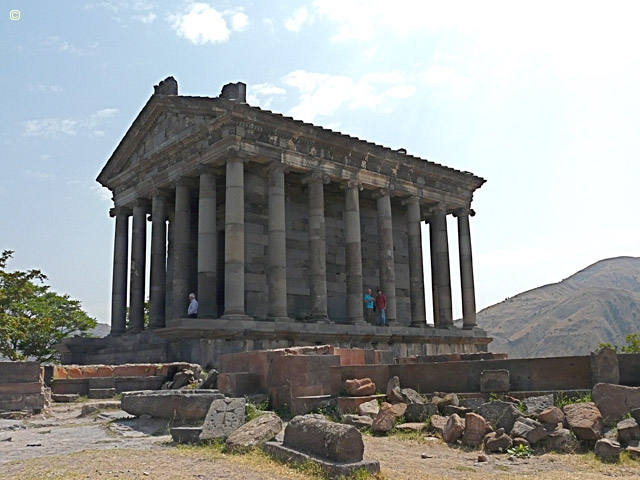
3 1 640 325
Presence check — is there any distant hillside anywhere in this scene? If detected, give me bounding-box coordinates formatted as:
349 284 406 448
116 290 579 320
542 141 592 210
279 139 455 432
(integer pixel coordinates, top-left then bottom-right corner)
89 323 110 338
477 257 640 358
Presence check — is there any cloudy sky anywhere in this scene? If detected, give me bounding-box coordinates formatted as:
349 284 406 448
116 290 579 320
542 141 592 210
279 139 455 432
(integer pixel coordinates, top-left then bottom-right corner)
3 1 640 326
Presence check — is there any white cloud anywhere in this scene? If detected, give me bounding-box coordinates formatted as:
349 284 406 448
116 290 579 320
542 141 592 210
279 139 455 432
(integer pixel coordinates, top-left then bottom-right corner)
282 70 417 123
230 12 248 31
92 184 113 203
285 7 312 32
134 12 157 23
24 170 56 180
170 3 231 45
247 83 286 108
28 84 63 94
21 108 119 139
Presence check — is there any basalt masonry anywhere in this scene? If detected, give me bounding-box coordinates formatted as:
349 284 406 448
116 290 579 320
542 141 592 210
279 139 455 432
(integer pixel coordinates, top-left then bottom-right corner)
59 78 489 366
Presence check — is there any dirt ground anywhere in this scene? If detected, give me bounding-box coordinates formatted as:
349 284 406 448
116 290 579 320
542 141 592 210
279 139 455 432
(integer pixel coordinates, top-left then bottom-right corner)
1 401 640 480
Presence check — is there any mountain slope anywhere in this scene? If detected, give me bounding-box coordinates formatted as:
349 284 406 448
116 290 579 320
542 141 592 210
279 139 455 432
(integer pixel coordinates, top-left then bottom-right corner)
477 257 640 358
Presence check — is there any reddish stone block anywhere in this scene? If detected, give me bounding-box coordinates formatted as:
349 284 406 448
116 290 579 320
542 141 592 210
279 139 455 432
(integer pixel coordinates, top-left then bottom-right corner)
53 366 67 379
335 348 366 366
81 366 98 378
95 366 114 377
66 367 83 379
112 365 152 377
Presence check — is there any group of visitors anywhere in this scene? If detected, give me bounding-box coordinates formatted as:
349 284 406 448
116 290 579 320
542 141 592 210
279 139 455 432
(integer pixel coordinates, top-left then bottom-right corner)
364 288 387 326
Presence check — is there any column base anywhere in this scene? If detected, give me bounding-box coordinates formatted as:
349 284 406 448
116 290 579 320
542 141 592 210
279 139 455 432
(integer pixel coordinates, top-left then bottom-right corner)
462 324 479 330
313 316 334 324
270 316 295 323
437 324 457 329
221 314 253 321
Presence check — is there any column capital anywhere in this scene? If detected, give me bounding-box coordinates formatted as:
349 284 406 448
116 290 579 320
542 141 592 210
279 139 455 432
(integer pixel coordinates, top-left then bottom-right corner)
302 170 330 185
225 152 250 164
195 164 223 176
150 188 171 199
173 177 198 188
340 179 363 191
266 161 289 174
109 206 132 217
132 198 151 209
453 207 476 218
401 196 420 206
427 203 448 217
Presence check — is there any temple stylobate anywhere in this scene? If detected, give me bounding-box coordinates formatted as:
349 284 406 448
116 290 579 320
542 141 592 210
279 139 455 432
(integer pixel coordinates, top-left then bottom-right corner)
60 78 490 366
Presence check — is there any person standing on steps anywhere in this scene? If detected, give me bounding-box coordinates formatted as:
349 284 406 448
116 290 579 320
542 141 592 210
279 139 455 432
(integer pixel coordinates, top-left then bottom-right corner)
188 293 198 318
375 289 387 326
364 288 374 324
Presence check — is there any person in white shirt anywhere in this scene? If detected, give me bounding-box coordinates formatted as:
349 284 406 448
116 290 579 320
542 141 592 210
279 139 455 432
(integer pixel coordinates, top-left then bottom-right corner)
187 293 198 318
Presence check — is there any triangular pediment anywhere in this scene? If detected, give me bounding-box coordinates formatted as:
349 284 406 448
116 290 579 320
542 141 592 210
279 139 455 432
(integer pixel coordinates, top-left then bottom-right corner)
97 96 229 189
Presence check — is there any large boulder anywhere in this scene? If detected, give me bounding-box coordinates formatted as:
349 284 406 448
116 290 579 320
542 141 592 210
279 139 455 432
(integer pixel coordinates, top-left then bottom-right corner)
442 413 464 444
511 417 548 445
400 388 425 405
283 414 364 463
616 418 640 445
537 406 565 425
594 438 621 461
121 390 224 421
484 428 512 452
592 383 640 423
546 428 578 452
225 412 282 453
358 399 380 418
200 397 246 440
344 414 374 429
563 402 604 441
477 400 521 432
372 402 406 433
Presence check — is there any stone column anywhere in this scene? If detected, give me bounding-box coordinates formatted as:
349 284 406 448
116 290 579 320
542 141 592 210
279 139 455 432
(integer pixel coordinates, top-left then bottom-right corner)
303 172 329 321
428 217 439 326
128 201 148 333
198 172 217 317
172 182 192 319
149 193 167 329
343 181 365 324
267 163 289 321
165 208 175 324
430 205 454 328
110 207 130 335
406 197 427 326
375 190 397 324
456 208 478 329
223 156 247 318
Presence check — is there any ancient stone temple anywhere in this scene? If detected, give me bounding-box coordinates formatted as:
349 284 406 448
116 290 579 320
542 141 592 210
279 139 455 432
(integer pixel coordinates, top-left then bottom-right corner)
59 77 490 366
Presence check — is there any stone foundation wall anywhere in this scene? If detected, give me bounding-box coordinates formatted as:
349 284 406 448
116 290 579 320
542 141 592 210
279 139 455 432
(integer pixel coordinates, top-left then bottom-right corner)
0 361 50 413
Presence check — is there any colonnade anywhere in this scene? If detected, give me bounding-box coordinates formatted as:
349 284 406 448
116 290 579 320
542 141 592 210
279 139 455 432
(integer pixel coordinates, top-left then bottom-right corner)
108 157 478 334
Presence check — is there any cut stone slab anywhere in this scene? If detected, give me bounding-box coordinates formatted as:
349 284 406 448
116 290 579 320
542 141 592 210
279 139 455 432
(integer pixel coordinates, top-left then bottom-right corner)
52 394 79 403
592 383 640 423
283 414 364 463
400 388 424 405
462 412 487 447
591 347 619 385
563 402 604 441
395 422 426 432
200 397 246 440
480 370 510 393
386 376 403 403
358 399 380 418
121 390 224 422
443 413 464 444
89 388 116 399
225 412 282 453
263 441 380 479
344 414 374 429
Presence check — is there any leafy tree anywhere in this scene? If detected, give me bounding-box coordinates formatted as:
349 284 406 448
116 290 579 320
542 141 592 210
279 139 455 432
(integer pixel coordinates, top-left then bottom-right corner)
0 250 96 363
598 333 640 354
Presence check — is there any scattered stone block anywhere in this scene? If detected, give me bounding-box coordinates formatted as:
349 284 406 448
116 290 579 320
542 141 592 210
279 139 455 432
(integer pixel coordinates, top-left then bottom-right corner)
170 370 196 389
462 412 487 447
292 395 333 416
358 399 380 418
616 418 640 444
626 444 640 459
591 347 619 385
170 426 202 444
217 372 262 397
480 370 510 393
563 402 604 441
199 369 218 390
547 428 578 452
337 394 385 415
200 397 246 440
524 394 554 415
430 415 448 434
344 414 373 429
405 403 438 422
460 397 485 411
511 417 548 445
52 394 79 403
443 413 465 444
594 438 621 461
537 406 565 425
444 405 470 417
477 400 521 432
225 412 282 453
395 422 426 432
372 402 405 433
512 437 531 448
592 383 640 423
386 376 403 403
484 428 512 452
121 390 224 422
345 378 376 397
283 414 364 463
400 388 424 405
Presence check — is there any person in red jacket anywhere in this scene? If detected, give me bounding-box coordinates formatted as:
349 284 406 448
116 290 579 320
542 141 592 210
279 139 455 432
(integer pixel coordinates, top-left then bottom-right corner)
375 289 387 326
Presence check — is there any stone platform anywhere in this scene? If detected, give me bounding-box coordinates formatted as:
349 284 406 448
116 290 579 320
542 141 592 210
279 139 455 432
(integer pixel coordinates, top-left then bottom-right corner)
57 317 491 367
